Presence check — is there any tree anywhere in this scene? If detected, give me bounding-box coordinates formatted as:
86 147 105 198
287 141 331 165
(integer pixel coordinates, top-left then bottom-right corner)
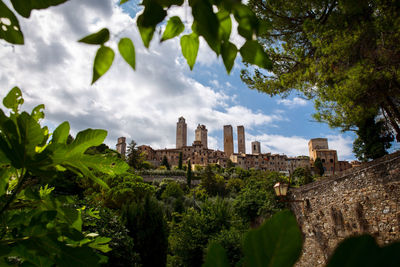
292 167 313 186
178 152 183 170
314 158 325 176
161 155 171 170
242 0 400 140
201 165 226 196
353 115 393 162
126 140 144 169
187 160 192 188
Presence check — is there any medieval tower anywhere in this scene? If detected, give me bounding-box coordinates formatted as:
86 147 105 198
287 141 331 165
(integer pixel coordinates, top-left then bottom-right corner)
237 126 245 154
251 141 261 155
116 137 127 157
176 117 187 148
224 125 234 157
195 124 208 148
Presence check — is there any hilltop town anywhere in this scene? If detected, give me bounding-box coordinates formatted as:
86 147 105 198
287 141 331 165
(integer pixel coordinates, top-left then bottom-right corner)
117 117 354 176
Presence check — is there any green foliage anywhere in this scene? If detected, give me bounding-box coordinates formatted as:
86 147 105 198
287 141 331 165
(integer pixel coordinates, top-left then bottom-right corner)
180 33 200 70
292 167 313 186
201 165 226 196
161 181 184 200
243 210 302 267
10 0 68 18
118 37 136 70
178 152 183 170
314 158 325 176
122 196 168 267
186 160 192 188
326 235 400 267
162 16 185 42
242 0 400 140
78 28 110 45
92 45 115 84
126 140 145 169
161 155 171 170
203 243 229 267
353 115 393 162
0 0 24 44
83 205 140 267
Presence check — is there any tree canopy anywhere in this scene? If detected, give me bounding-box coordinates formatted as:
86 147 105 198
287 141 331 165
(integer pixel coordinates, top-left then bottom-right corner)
241 0 400 140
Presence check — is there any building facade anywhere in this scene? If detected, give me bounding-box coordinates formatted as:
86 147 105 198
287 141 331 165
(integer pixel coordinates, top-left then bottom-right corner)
237 125 245 154
176 117 187 149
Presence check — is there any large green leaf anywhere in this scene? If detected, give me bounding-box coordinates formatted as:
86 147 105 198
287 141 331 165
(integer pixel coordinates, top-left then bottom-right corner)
92 46 115 84
78 28 110 45
233 3 258 40
0 0 24 44
17 112 48 159
203 242 230 267
31 104 45 122
243 209 303 267
161 16 185 42
190 0 220 54
327 235 400 267
221 41 237 74
180 33 199 70
240 40 272 70
139 0 166 28
10 0 68 18
52 121 70 144
118 38 135 70
3 87 24 114
217 10 231 41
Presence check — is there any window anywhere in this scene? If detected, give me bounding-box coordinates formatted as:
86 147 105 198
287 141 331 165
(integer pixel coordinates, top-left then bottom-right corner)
330 159 334 163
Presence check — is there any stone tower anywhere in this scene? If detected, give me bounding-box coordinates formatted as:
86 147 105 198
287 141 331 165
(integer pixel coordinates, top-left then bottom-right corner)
195 124 208 148
251 141 261 155
116 137 126 157
176 117 187 148
308 138 328 160
224 125 234 157
237 125 245 154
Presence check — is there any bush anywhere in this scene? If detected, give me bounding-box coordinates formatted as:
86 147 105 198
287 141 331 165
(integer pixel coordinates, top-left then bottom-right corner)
122 196 168 267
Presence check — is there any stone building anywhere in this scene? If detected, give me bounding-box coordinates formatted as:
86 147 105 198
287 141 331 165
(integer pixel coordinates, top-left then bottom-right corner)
237 125 245 154
131 117 350 175
308 138 352 175
176 117 187 149
251 141 261 154
195 124 208 149
224 125 234 157
116 137 126 157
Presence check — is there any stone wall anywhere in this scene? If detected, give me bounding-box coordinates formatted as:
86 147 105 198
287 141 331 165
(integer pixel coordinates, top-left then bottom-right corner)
289 151 400 267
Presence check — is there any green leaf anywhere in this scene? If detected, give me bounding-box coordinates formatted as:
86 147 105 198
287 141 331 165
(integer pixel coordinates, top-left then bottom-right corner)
190 0 220 54
3 86 23 113
240 40 272 70
327 235 400 267
217 10 231 41
10 0 68 18
243 210 303 267
137 15 155 48
221 41 237 74
92 46 115 84
0 0 24 44
139 1 166 28
233 3 258 40
0 167 12 195
118 38 135 70
31 104 45 122
180 33 199 70
161 16 184 42
119 0 129 4
52 121 70 144
68 129 107 156
156 0 184 7
79 28 110 45
203 242 230 267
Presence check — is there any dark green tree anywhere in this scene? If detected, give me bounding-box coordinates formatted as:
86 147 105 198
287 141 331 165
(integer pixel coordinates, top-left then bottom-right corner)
353 116 393 162
126 140 144 169
122 196 168 267
314 158 325 176
242 0 400 140
187 160 192 188
201 165 226 196
178 152 183 170
161 155 171 170
292 167 313 186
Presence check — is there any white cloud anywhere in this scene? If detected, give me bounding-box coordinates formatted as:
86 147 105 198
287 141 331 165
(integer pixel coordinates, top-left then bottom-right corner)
277 97 308 108
325 135 354 161
0 0 285 151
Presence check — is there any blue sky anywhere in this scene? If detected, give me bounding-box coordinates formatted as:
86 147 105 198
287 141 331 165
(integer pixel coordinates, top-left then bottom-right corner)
0 0 357 160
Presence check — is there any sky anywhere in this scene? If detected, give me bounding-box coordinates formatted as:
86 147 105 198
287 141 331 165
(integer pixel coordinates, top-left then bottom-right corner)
0 0 357 161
